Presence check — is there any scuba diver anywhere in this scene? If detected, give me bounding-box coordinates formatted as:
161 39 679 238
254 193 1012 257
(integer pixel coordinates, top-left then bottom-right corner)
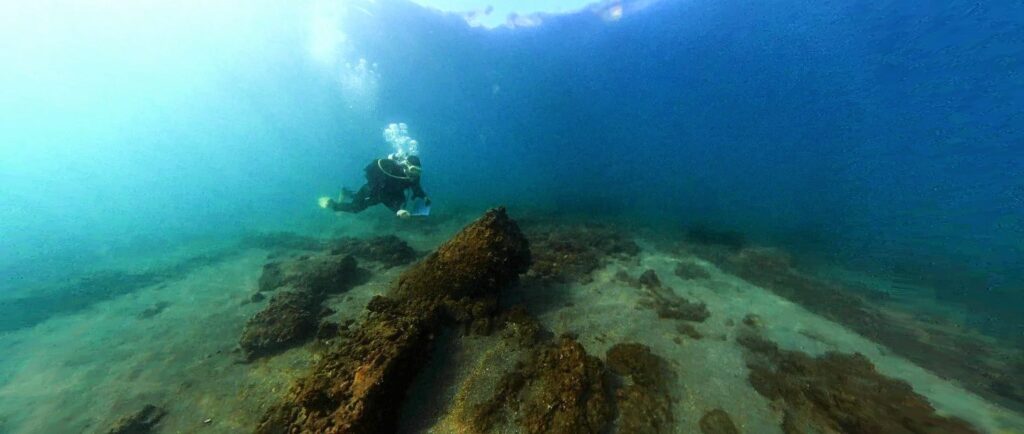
318 155 430 219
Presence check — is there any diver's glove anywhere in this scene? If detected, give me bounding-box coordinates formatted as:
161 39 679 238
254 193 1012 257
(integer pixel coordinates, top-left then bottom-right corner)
396 210 411 219
318 197 335 209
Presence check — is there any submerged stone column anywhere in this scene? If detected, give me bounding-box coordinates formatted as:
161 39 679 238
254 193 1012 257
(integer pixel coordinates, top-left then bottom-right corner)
256 207 530 434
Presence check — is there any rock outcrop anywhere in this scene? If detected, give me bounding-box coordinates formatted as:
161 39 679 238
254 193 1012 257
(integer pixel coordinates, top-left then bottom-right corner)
241 254 365 359
471 335 613 434
606 343 675 434
255 208 530 434
256 253 361 294
699 409 739 434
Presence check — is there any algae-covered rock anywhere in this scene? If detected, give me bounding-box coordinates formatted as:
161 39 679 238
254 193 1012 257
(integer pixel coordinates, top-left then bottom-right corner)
471 335 613 434
107 404 166 434
257 254 360 294
256 208 531 434
330 235 417 268
239 290 322 359
635 269 710 322
521 336 612 434
717 244 1024 413
525 223 639 285
738 334 979 434
393 208 530 302
500 305 548 347
606 343 674 434
242 253 366 359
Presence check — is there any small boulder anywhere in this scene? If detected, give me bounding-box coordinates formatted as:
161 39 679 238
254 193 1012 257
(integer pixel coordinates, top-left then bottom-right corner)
107 404 167 434
239 290 321 359
699 409 739 434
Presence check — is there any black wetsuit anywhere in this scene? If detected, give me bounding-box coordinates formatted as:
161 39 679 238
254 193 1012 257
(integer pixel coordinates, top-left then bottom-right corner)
331 158 427 213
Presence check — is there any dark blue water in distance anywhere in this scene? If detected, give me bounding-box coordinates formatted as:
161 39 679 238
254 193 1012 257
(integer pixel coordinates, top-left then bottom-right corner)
0 0 1022 430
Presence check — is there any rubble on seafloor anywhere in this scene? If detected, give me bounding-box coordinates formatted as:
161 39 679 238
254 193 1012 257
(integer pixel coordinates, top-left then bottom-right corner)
737 333 980 434
254 208 531 434
524 222 640 285
606 343 676 434
617 268 710 328
471 335 614 434
469 334 677 434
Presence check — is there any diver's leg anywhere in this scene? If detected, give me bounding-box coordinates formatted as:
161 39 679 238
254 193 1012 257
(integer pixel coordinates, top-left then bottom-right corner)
332 185 377 213
382 193 405 214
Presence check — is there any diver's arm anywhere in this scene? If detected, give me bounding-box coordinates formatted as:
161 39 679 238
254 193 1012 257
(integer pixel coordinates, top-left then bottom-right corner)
410 182 429 204
319 197 342 211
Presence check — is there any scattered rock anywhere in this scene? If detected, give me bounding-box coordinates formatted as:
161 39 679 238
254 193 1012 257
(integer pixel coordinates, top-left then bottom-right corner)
241 253 368 359
239 290 322 359
330 235 417 268
525 223 639 285
250 292 265 303
699 409 739 434
472 335 613 434
256 208 531 434
257 253 363 294
499 305 548 347
136 302 170 320
638 269 662 288
737 334 980 434
635 270 710 323
107 404 167 434
709 244 1024 412
677 323 703 340
606 343 675 433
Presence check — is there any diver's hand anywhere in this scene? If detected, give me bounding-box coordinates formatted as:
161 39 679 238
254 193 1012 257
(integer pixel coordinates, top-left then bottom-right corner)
397 210 411 219
318 197 333 209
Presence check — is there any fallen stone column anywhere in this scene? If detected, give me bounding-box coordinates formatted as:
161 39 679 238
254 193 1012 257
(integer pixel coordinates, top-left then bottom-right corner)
256 208 530 434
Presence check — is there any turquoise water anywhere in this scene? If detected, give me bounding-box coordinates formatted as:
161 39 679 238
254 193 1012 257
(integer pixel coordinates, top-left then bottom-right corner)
1 1 1022 433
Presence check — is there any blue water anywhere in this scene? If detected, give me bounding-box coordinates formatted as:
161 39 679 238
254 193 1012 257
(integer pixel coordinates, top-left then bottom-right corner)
4 0 1019 332
1 0 1022 431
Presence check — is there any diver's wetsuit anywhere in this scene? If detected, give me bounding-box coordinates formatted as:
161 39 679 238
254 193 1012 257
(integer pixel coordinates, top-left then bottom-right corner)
331 158 427 213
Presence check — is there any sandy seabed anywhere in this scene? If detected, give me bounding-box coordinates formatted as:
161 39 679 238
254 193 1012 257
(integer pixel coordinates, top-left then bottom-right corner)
0 209 1021 434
